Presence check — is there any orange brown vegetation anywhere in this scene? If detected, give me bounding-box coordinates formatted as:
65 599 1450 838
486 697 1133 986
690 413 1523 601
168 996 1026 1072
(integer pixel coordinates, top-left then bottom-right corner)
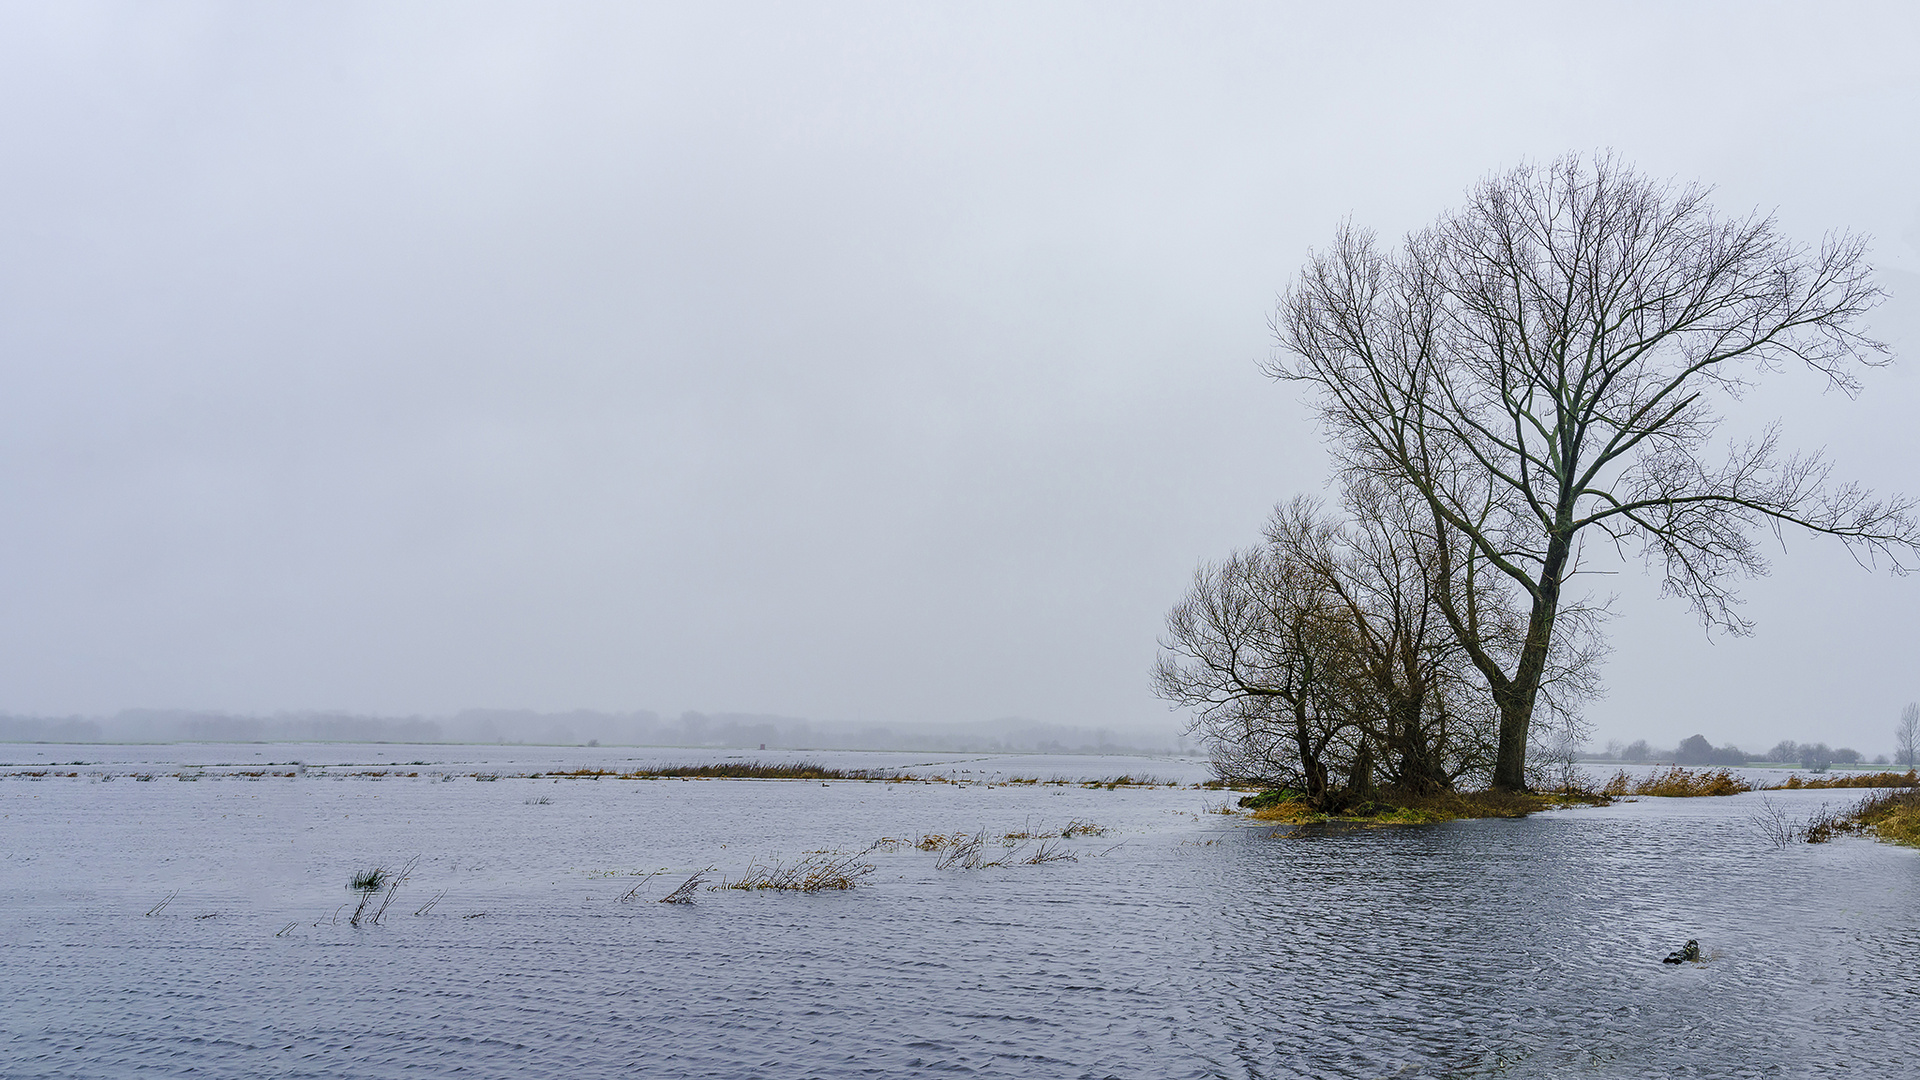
1601 767 1750 797
1770 770 1918 790
1847 787 1920 847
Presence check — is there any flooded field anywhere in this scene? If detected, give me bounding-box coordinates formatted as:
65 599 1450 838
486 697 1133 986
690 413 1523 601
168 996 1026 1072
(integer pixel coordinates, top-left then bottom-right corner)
2 744 1916 1078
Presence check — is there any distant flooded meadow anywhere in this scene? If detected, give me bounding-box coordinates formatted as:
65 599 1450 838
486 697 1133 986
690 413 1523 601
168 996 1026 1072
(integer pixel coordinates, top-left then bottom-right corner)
3 743 1916 1078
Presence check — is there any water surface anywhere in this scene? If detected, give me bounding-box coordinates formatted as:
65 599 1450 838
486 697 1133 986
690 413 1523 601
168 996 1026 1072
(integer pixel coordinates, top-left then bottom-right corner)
2 744 1914 1077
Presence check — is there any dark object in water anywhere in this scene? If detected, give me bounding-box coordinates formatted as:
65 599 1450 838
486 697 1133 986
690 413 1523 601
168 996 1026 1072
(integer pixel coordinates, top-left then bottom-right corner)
1662 939 1702 964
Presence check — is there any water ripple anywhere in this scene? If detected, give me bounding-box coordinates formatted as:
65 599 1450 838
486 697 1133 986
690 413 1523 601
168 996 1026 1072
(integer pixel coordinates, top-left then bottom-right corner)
2 749 1916 1077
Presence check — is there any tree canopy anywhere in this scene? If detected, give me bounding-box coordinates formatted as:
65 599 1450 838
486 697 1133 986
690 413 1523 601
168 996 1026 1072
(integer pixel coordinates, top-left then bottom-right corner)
1163 153 1919 793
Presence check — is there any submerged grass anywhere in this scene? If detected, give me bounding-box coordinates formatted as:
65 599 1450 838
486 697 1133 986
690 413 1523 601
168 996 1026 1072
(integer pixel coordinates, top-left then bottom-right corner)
620 761 904 781
919 820 1109 869
6 761 1215 789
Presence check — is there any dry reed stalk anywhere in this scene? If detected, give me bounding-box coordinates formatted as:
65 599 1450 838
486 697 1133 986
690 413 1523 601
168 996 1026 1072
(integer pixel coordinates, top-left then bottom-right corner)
933 833 986 870
617 871 663 902
1022 840 1076 864
721 851 875 892
659 869 711 903
368 856 419 925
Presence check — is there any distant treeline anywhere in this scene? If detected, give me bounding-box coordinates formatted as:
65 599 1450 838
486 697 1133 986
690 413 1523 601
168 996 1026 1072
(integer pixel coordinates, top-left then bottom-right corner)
1594 735 1888 771
0 708 1187 756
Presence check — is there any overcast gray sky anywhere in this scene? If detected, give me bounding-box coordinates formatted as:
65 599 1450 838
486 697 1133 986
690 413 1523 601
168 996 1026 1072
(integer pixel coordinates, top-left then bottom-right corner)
1 2 1916 753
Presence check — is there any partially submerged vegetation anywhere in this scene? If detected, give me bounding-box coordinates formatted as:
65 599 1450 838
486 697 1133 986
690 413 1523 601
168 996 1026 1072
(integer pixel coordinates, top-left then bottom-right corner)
1843 787 1920 847
346 857 417 928
647 819 1111 902
1772 770 1917 790
0 760 1186 787
1223 764 1920 842
1755 787 1920 849
609 761 890 780
719 851 875 892
600 764 1174 787
914 820 1111 869
1596 766 1919 801
1603 768 1751 798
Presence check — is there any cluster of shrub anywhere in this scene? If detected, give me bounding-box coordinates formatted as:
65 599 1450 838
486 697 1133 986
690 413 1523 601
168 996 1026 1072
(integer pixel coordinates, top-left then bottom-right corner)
1152 491 1605 812
1598 735 1888 772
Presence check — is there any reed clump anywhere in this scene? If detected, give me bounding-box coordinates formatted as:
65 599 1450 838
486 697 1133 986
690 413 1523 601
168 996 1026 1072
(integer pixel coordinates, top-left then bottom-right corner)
719 851 875 892
1770 770 1918 790
1602 767 1751 798
346 856 417 928
1845 787 1920 847
932 833 999 870
920 820 1108 868
1078 774 1177 789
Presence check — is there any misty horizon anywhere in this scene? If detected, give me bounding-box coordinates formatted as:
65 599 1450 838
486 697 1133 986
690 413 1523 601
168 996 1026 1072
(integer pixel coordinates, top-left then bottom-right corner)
0 705 1194 755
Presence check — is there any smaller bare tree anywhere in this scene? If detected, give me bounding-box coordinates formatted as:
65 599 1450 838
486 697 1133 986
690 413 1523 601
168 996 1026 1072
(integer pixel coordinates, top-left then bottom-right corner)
1897 702 1919 771
1153 511 1355 806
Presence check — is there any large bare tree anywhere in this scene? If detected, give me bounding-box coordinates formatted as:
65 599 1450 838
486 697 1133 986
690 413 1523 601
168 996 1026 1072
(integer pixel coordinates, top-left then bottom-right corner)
1271 154 1919 790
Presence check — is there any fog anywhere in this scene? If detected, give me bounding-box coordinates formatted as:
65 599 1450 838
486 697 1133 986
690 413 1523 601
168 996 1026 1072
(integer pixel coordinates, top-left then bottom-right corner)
1 3 1916 756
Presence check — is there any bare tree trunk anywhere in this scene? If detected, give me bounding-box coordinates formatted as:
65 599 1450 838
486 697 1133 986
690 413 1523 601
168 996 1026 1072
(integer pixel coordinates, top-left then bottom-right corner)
1347 736 1376 803
1490 536 1568 791
1292 694 1330 807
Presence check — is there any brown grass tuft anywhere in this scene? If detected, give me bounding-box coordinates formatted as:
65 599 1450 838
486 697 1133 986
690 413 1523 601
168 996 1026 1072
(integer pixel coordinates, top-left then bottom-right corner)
1845 787 1920 847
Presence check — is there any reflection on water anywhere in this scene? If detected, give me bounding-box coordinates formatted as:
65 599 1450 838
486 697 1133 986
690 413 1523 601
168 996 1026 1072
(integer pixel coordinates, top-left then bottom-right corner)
2 745 1915 1078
